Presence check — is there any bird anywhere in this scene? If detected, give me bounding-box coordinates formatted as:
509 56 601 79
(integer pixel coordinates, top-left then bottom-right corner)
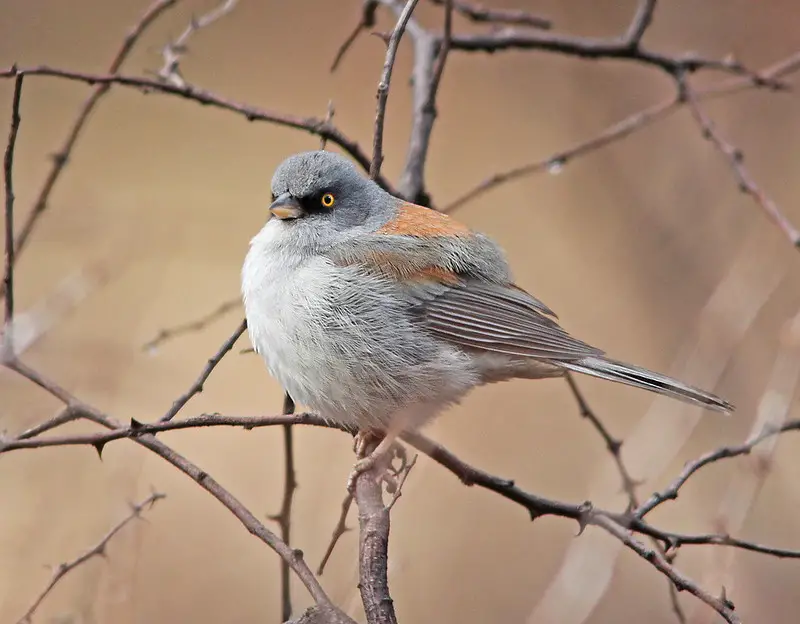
241 150 733 486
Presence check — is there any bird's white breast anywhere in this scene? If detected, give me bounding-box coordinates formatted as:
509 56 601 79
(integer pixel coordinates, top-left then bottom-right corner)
241 221 330 405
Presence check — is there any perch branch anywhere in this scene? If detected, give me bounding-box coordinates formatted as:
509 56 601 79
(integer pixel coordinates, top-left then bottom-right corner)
353 439 402 624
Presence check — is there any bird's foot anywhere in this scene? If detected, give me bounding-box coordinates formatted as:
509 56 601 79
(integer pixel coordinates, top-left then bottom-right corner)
352 428 382 458
346 430 400 494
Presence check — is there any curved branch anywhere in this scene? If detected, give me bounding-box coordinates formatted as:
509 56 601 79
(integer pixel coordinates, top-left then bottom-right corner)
0 66 396 194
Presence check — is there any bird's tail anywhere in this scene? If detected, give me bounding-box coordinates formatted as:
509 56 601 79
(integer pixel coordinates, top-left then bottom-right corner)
561 356 733 414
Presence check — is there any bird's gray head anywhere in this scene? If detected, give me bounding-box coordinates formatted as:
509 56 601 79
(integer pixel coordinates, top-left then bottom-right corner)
268 151 393 233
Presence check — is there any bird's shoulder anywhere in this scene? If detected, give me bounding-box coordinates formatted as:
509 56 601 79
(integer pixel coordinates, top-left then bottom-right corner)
375 201 473 238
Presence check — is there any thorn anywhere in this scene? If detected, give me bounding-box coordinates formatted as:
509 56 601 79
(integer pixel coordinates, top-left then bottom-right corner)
93 440 106 459
370 30 391 46
575 501 594 536
720 586 735 610
130 418 143 429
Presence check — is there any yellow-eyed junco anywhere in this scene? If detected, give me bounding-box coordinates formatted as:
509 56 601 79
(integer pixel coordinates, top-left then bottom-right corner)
241 151 733 479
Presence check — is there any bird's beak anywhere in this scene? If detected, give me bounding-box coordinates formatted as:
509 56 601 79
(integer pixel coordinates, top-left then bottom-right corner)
269 193 303 220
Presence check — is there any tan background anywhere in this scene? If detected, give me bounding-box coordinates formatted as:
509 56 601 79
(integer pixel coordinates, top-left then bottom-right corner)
2 1 800 622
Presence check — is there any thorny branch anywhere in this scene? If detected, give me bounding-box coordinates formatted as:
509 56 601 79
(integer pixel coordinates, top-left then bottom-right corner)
15 492 166 624
3 357 337 611
2 408 798 561
0 66 396 195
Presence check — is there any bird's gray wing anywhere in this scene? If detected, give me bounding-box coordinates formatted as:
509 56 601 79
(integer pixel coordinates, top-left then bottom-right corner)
417 280 604 362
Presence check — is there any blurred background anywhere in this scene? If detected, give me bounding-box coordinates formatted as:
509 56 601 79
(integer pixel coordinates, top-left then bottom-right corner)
1 0 800 622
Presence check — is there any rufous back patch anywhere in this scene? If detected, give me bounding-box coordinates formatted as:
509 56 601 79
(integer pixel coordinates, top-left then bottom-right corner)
411 266 462 285
357 250 462 285
377 203 472 237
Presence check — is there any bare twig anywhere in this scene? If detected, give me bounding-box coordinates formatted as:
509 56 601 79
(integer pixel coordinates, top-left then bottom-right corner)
319 101 335 149
159 318 247 422
142 298 240 352
426 0 453 115
444 95 679 212
158 0 239 87
0 66 395 194
444 49 800 213
565 373 640 509
593 515 738 624
15 491 166 624
5 0 180 283
429 0 551 30
318 493 354 575
0 411 346 454
370 0 421 180
624 0 658 47
386 453 417 510
15 405 79 440
268 393 299 622
2 73 23 360
635 419 800 519
403 0 452 205
331 1 379 72
448 27 785 85
680 76 800 248
565 372 688 621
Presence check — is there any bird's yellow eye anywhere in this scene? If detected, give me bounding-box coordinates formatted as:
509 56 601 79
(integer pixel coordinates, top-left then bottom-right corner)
321 193 335 208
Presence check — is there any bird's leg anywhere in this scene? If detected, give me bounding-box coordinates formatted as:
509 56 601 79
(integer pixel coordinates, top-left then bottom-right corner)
346 426 402 493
